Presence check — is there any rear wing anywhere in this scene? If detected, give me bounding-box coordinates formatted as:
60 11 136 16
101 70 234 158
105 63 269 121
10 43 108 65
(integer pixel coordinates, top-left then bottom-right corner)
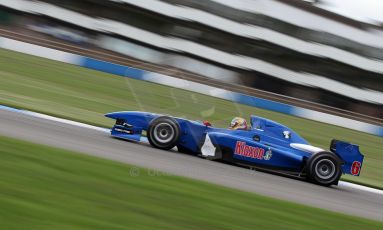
330 139 364 176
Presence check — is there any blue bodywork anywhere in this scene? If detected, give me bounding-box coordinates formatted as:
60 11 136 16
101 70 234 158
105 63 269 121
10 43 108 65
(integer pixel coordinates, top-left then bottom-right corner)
105 111 364 176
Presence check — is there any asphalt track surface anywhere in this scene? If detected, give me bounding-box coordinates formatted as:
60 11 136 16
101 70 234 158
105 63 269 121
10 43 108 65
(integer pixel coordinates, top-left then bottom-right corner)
1 109 382 221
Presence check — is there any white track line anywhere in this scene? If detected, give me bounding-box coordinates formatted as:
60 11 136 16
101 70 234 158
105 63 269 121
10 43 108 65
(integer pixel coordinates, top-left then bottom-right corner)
1 104 382 195
25 111 110 133
338 181 383 195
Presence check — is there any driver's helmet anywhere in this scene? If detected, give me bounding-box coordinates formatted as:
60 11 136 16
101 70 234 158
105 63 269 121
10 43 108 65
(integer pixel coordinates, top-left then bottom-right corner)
229 117 248 130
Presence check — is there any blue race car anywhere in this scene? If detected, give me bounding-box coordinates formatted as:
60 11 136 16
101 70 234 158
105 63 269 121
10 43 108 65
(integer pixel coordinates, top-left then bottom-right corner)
105 111 364 186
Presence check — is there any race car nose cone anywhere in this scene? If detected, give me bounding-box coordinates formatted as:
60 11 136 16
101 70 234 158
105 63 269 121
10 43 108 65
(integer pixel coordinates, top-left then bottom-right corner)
105 112 125 119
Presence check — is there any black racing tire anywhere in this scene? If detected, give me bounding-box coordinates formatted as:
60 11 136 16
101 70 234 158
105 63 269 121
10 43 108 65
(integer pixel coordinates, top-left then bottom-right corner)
147 116 180 150
306 152 342 186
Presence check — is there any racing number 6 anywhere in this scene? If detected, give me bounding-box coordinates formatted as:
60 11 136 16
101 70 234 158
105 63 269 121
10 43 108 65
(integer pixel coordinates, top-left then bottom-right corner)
351 161 361 175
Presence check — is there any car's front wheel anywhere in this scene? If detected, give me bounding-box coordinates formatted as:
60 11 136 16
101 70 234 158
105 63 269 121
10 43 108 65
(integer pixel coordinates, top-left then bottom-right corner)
147 116 180 150
306 152 342 186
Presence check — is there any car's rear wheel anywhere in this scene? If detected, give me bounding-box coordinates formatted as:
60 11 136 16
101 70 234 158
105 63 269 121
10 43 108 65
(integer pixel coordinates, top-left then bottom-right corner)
147 116 180 150
306 152 342 186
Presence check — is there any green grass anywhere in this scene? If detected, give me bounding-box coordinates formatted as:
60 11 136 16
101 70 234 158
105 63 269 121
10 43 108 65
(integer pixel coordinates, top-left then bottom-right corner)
1 136 382 229
0 48 382 188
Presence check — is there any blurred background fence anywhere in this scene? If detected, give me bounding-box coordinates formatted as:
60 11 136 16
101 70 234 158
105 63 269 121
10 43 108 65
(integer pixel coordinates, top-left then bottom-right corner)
0 0 382 121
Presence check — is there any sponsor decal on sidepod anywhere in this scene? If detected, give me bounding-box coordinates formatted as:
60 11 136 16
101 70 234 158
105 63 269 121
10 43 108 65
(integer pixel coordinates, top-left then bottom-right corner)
234 141 272 160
